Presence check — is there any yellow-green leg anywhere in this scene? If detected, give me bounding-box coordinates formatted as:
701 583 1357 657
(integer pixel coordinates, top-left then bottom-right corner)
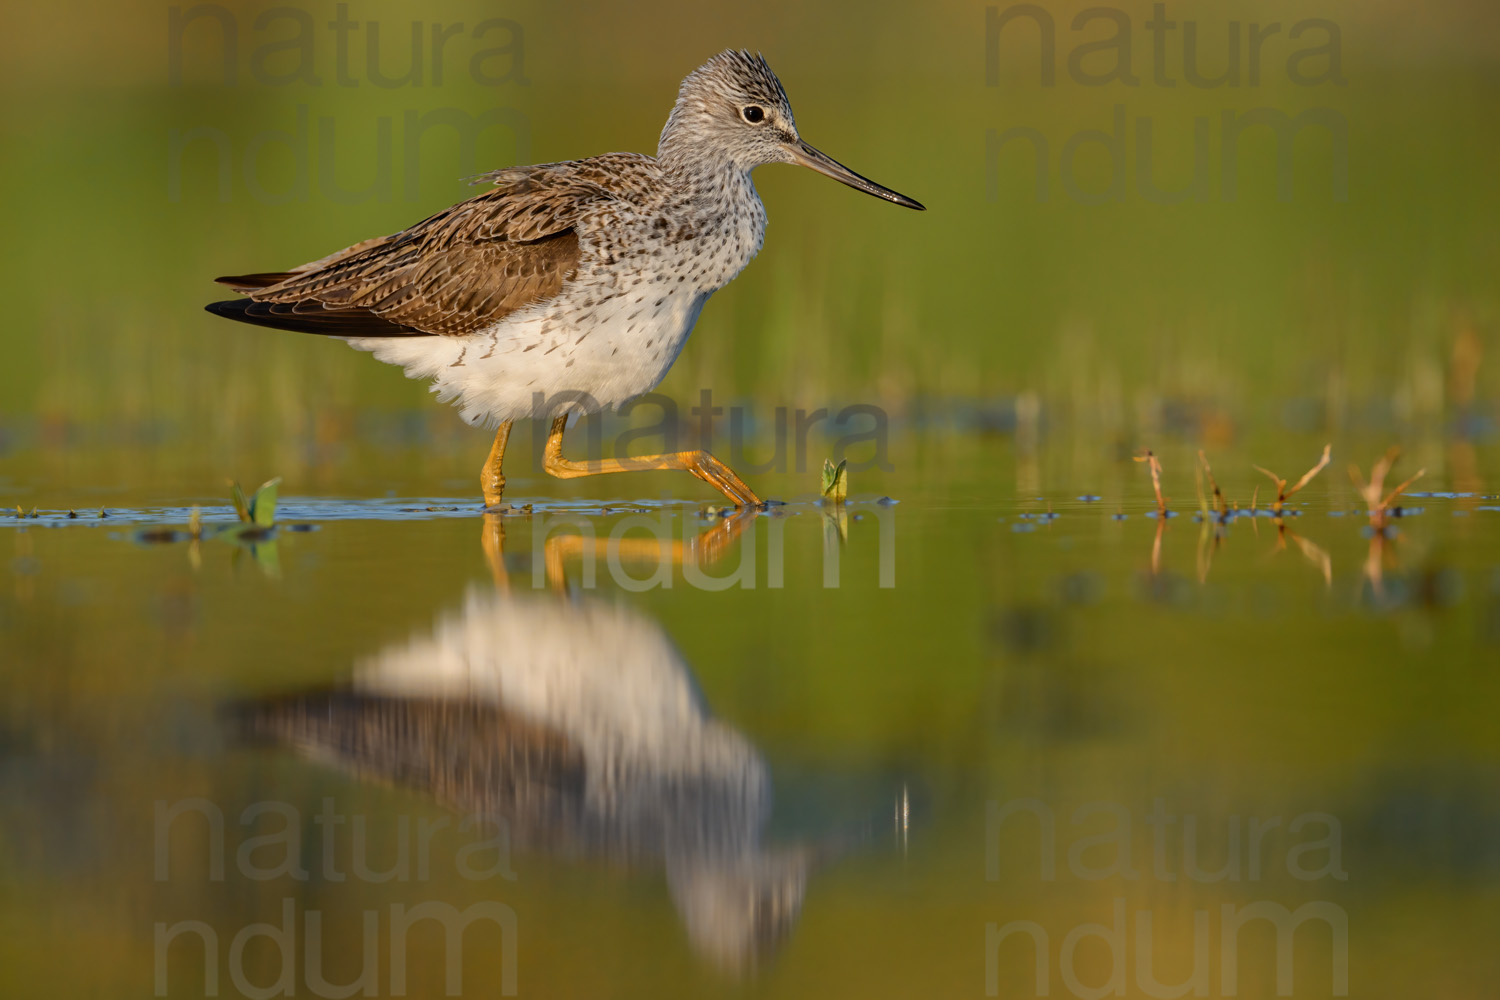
542 416 763 506
480 421 514 507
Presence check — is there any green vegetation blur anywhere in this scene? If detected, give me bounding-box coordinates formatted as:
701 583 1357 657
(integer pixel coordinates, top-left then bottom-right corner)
0 0 1496 502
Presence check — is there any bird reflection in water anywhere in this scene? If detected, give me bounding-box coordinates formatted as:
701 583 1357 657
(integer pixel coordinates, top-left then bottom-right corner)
235 512 869 974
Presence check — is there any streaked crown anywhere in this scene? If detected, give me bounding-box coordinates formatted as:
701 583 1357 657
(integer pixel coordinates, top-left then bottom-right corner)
659 50 800 168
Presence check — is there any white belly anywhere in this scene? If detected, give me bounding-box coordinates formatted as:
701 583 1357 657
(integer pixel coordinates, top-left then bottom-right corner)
346 279 710 426
354 588 765 785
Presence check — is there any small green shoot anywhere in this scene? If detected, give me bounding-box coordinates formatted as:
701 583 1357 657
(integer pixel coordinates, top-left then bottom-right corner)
223 479 283 576
229 477 281 526
821 459 848 504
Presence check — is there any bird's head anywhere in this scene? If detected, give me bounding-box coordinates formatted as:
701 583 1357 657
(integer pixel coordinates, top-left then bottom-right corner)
660 50 924 210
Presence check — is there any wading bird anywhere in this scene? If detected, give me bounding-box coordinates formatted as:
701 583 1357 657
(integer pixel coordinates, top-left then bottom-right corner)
207 50 923 507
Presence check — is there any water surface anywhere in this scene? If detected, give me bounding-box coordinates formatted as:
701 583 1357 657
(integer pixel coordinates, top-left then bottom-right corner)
4 433 1497 997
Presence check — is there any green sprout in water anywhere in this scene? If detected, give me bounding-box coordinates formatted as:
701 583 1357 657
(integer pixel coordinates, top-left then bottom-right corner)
229 477 281 527
821 459 848 504
224 477 283 577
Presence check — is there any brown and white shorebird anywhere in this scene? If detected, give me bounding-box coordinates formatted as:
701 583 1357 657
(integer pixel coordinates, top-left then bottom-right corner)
206 50 923 508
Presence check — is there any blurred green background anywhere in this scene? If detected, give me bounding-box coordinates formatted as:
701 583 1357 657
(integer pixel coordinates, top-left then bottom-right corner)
1 0 1496 499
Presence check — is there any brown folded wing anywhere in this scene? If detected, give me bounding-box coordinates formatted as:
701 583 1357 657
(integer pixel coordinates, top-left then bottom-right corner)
207 162 616 338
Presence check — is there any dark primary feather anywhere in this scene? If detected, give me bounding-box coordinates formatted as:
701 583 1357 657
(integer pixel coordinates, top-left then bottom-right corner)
203 160 625 338
205 297 425 337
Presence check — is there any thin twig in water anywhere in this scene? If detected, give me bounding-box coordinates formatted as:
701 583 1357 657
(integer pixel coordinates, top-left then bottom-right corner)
1197 451 1228 518
1135 450 1168 515
1253 443 1332 516
1350 447 1425 532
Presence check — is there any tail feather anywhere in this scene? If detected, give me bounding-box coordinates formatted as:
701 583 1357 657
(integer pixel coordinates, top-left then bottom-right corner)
214 272 299 291
205 297 428 338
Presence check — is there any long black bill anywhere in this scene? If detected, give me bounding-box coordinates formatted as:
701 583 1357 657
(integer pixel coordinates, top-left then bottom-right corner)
790 140 925 210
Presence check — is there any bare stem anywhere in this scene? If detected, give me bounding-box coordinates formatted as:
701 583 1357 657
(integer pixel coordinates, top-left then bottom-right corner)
1197 450 1227 517
1253 443 1331 516
1135 450 1168 515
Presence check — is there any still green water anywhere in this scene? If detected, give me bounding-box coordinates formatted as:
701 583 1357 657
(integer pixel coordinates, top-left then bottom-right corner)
3 434 1498 997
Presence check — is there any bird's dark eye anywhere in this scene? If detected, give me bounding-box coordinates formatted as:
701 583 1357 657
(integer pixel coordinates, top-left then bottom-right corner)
741 105 765 124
